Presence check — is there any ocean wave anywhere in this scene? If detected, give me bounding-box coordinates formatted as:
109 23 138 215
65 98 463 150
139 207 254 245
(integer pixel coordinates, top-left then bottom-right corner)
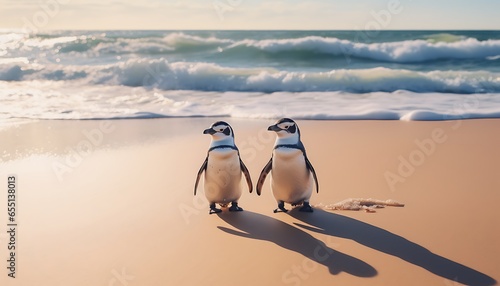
163 32 233 47
3 32 500 64
2 59 500 94
422 33 466 43
225 36 500 63
2 31 500 123
85 34 500 63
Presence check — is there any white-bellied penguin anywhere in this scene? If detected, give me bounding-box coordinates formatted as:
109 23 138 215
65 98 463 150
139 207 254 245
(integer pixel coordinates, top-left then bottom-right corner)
194 121 253 214
257 118 319 213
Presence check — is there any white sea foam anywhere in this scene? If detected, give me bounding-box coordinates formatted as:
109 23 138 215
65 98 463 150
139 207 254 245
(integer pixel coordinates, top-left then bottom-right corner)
1 59 500 94
24 36 79 48
1 79 500 122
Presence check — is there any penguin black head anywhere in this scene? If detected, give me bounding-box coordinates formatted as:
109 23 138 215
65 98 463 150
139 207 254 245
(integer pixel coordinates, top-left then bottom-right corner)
268 118 299 138
203 121 234 140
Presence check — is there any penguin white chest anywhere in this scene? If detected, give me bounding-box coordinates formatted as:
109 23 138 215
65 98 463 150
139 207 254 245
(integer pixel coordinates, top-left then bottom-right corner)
204 149 242 204
271 148 313 204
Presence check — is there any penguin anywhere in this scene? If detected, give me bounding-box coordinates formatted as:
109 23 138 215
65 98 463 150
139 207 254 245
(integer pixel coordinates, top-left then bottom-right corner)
256 118 319 213
194 121 253 214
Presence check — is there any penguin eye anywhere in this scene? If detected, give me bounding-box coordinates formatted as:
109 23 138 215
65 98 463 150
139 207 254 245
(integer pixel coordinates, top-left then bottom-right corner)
222 127 231 136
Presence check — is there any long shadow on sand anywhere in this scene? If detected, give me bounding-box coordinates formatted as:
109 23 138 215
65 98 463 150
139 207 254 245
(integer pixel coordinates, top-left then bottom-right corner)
289 209 497 286
217 211 377 278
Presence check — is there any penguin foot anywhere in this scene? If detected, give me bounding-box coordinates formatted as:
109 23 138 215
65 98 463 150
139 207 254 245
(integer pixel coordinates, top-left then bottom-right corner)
229 202 243 212
209 203 222 214
299 202 313 213
273 202 288 213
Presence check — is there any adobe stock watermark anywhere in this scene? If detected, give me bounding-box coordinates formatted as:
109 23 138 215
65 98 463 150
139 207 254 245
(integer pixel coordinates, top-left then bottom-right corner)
341 0 408 64
384 128 448 192
51 121 115 182
22 0 71 34
213 0 244 20
123 58 178 105
108 267 135 286
179 125 276 224
385 94 481 193
142 61 178 89
282 236 341 286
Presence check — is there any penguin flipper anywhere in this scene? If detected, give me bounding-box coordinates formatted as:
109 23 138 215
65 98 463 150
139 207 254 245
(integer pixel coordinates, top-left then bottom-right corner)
194 156 208 196
240 159 253 193
256 158 273 196
305 156 319 193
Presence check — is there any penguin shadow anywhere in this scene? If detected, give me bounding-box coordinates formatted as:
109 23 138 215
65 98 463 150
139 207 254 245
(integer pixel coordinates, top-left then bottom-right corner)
217 211 377 278
289 209 497 286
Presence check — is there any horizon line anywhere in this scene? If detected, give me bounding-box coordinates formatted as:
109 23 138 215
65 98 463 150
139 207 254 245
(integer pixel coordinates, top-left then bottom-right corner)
1 28 500 32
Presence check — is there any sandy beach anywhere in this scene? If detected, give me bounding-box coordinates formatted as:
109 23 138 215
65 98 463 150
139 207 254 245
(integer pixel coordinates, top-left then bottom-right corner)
0 118 499 286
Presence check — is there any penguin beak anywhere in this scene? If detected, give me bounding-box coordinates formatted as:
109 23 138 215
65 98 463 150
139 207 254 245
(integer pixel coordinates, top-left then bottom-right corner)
267 124 282 132
203 128 217 135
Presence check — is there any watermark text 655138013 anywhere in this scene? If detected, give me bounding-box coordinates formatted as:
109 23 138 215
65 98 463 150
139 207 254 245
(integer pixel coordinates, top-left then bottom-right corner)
6 175 18 278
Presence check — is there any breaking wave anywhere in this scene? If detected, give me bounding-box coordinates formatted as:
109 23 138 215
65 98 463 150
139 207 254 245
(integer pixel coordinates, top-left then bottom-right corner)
1 59 499 93
2 32 500 63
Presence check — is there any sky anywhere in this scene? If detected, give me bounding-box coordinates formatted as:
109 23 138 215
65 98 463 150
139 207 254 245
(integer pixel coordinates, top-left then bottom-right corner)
0 0 499 30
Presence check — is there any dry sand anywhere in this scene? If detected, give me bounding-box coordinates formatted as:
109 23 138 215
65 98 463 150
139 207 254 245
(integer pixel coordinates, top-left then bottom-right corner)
0 118 499 286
